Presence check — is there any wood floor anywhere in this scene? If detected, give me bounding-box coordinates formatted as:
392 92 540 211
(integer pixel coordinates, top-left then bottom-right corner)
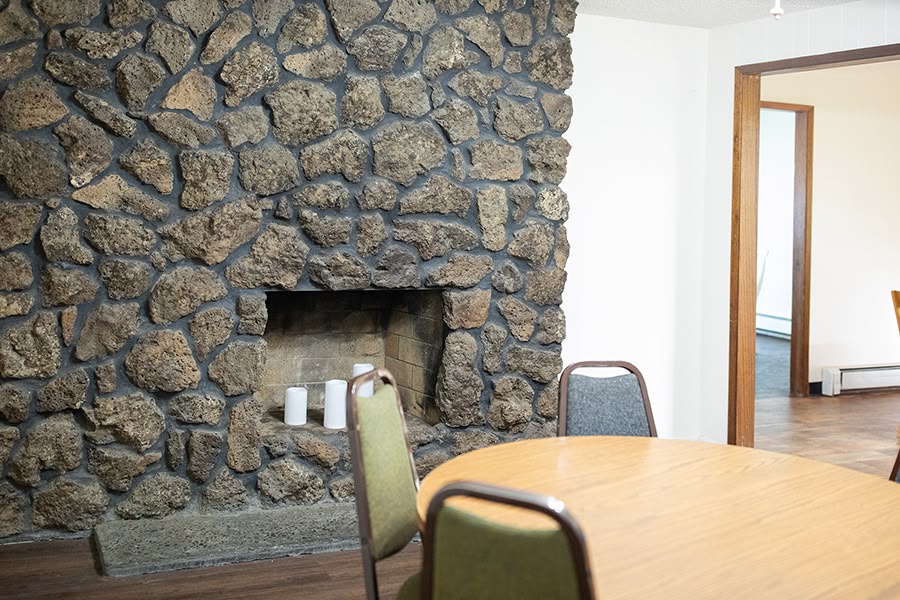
0 536 421 600
755 389 900 477
2 389 898 599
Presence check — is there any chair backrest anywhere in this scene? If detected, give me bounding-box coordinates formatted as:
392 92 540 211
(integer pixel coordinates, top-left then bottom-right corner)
347 368 420 600
892 291 900 336
891 447 900 483
558 361 656 437
421 481 595 600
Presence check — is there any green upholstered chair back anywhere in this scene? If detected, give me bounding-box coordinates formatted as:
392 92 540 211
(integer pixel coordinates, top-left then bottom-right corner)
558 361 657 438
422 482 594 600
348 369 420 600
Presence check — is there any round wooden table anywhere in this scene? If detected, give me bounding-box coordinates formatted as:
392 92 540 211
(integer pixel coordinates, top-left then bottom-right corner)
416 436 900 599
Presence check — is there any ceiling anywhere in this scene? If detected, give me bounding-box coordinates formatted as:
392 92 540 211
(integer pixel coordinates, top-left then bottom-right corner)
578 0 859 29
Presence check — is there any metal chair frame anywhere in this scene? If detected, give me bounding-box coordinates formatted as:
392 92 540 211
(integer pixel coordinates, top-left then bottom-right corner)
558 360 657 437
421 481 595 600
890 292 900 482
347 368 420 600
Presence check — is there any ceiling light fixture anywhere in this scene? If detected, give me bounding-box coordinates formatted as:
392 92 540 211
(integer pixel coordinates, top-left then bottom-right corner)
770 0 785 20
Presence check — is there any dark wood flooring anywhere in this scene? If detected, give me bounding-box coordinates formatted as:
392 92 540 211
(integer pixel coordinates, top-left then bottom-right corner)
3 389 899 599
0 536 421 600
755 389 900 477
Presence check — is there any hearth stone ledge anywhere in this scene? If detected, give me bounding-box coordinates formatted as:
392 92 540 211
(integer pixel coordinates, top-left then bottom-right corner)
93 502 361 576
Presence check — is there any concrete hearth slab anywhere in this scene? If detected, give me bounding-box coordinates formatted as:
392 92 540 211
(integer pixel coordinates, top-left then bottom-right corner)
93 503 359 576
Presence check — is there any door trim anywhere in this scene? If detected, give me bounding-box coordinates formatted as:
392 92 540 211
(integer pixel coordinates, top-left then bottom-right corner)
728 44 900 447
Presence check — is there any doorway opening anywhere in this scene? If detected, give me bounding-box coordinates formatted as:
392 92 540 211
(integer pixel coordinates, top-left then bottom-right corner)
729 43 900 447
754 103 813 404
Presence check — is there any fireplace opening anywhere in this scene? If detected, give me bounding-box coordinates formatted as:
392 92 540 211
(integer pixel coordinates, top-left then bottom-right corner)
261 290 446 425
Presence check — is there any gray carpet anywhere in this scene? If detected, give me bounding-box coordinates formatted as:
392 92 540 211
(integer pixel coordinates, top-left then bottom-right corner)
756 334 790 399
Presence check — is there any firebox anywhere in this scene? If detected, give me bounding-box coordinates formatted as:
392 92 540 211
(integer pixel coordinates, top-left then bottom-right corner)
262 290 445 424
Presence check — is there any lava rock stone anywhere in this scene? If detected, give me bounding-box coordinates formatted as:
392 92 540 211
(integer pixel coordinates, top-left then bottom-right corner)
221 42 279 107
372 121 445 186
238 144 301 195
92 392 166 450
73 91 137 137
117 473 191 519
124 330 200 393
0 311 61 379
201 11 252 64
265 80 337 145
299 129 368 183
0 75 67 131
189 308 235 361
8 413 81 486
392 219 477 261
0 136 67 199
87 446 161 492
36 369 89 412
257 459 325 504
74 302 139 361
84 214 156 256
148 266 227 324
116 53 166 112
160 198 262 266
278 4 327 52
208 340 266 396
216 106 269 148
225 224 309 289
227 395 262 472
324 0 381 43
435 331 483 427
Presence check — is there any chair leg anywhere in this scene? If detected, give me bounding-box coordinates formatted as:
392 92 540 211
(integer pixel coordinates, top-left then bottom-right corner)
361 545 380 600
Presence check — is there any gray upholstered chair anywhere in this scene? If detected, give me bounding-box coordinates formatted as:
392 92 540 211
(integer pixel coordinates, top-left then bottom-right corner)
890 447 900 483
558 361 657 437
347 368 421 600
421 481 595 600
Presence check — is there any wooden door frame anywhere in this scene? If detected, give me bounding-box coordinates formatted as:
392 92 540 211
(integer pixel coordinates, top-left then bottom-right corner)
758 99 814 400
728 44 900 447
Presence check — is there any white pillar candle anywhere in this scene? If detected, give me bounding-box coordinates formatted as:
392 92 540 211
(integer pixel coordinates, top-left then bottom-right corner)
323 379 348 429
352 363 375 397
284 387 307 426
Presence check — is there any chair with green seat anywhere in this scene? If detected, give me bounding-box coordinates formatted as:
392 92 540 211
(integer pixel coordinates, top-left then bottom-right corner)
421 481 595 600
347 368 421 600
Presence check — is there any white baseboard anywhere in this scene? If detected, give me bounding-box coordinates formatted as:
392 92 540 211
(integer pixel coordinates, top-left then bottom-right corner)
822 364 900 396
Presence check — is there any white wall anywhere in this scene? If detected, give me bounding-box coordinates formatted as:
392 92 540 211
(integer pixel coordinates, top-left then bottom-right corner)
756 108 795 336
567 0 900 442
762 63 900 380
563 16 708 439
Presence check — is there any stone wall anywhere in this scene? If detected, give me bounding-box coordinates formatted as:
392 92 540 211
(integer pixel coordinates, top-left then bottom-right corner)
0 0 574 541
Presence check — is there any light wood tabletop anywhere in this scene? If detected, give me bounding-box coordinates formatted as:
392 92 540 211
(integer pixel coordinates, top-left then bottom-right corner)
416 436 900 599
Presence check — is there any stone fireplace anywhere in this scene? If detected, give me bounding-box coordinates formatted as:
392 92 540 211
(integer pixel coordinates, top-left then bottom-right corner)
0 0 575 557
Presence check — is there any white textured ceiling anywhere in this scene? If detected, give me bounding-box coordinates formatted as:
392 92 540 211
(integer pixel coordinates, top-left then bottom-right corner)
578 0 859 28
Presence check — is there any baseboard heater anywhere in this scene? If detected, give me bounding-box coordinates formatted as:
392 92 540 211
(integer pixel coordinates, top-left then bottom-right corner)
821 364 900 396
